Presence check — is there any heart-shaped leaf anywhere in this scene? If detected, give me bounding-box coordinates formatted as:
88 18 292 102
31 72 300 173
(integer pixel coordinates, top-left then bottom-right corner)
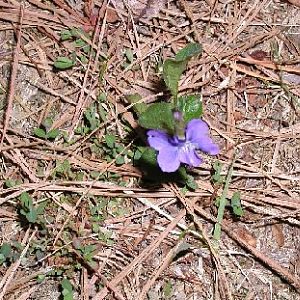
163 59 187 98
138 102 175 133
162 43 202 98
177 94 203 122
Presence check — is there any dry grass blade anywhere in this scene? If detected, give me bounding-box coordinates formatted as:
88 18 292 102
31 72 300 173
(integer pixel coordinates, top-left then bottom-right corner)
0 229 36 300
92 212 185 300
0 5 23 148
137 238 185 300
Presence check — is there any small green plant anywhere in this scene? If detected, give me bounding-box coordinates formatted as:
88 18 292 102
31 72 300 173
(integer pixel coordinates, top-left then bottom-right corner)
19 192 47 225
213 160 243 219
61 278 74 300
53 56 75 70
75 103 101 135
34 127 60 140
98 230 114 246
52 160 72 179
0 243 12 265
72 238 98 268
34 118 60 140
212 160 225 184
163 280 173 298
89 197 108 221
213 154 244 247
51 159 83 180
56 27 90 70
231 191 244 217
36 274 46 283
29 234 50 261
4 178 22 188
122 48 135 69
55 26 103 70
78 244 97 265
0 242 22 266
102 134 133 165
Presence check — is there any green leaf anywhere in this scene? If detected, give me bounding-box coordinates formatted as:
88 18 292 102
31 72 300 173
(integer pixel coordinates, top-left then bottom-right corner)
20 192 33 209
163 281 173 298
74 38 86 48
0 243 12 258
126 93 147 115
212 160 224 184
231 192 244 217
177 94 203 122
175 43 202 61
34 128 47 139
115 156 125 165
36 274 46 283
162 43 202 98
84 105 100 131
138 102 174 133
185 174 198 190
70 27 83 38
5 179 21 188
105 134 116 148
47 128 60 139
36 201 47 215
79 55 88 64
61 278 74 300
163 59 187 98
19 192 38 223
54 57 75 70
0 254 5 265
61 278 73 292
26 209 38 223
82 44 91 54
125 48 134 63
80 244 97 261
60 29 73 41
98 92 106 102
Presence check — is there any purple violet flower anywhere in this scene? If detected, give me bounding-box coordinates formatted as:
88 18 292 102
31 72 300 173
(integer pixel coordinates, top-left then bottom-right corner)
147 119 219 173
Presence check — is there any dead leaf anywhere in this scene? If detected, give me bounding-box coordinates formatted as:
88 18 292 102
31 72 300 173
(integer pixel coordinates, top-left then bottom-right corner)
236 228 257 248
282 72 300 84
248 94 267 108
112 0 166 20
106 7 120 23
233 111 244 122
272 223 285 247
284 0 300 8
249 50 269 61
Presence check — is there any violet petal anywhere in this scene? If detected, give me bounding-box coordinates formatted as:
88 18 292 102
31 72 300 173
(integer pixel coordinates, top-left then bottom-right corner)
186 119 209 141
157 146 180 172
178 147 202 167
196 136 219 155
147 130 170 151
186 119 219 155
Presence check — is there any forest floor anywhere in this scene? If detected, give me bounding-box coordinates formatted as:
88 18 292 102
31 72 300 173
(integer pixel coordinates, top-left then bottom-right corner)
0 0 300 299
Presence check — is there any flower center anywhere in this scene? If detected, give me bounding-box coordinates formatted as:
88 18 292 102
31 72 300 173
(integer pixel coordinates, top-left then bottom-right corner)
180 140 196 153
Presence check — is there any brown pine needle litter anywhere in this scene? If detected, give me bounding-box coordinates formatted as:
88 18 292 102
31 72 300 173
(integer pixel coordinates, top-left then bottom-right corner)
0 0 300 299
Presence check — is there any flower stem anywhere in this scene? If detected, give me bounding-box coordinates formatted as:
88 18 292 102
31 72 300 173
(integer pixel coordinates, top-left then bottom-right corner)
173 109 185 139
